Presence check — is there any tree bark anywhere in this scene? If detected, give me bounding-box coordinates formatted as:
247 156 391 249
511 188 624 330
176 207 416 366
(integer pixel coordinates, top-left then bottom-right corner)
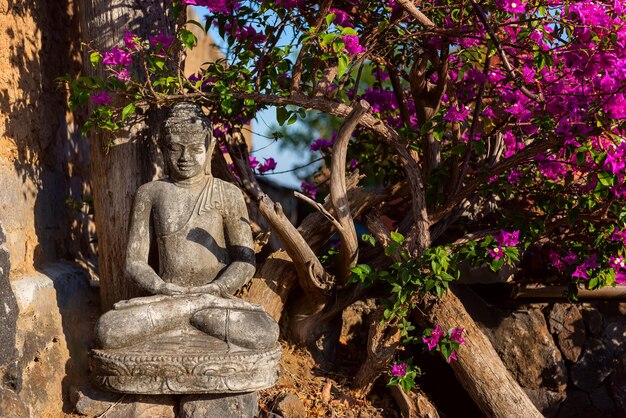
79 0 174 310
417 285 542 418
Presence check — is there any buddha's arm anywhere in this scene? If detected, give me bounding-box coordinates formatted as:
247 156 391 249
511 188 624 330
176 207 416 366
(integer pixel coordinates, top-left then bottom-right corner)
194 187 256 296
125 185 168 294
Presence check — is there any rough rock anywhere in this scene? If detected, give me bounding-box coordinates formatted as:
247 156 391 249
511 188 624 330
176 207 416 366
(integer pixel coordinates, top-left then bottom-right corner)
490 308 567 392
612 354 626 414
570 339 613 392
73 386 176 418
581 306 603 337
524 388 565 418
603 319 626 357
556 389 591 418
0 223 20 396
589 385 615 413
548 303 586 362
618 302 626 316
274 393 307 418
7 263 99 418
180 392 258 418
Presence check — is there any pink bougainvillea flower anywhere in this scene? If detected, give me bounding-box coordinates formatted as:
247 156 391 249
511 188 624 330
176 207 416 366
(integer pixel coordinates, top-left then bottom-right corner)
447 350 458 363
102 46 132 67
123 31 140 50
248 156 259 169
150 33 174 49
488 246 504 260
301 181 317 199
89 91 112 106
450 328 465 344
498 0 527 13
329 8 353 27
507 169 523 184
310 138 334 151
342 35 366 54
275 0 305 9
495 230 520 247
548 251 566 273
572 264 589 280
444 104 471 122
258 158 277 174
116 68 130 82
423 325 443 350
391 363 407 377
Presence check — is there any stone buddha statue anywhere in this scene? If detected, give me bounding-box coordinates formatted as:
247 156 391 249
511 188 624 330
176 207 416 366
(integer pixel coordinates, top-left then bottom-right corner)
91 102 280 397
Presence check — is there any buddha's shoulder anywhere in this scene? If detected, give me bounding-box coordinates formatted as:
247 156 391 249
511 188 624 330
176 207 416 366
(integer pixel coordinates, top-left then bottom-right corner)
213 178 245 199
134 179 173 199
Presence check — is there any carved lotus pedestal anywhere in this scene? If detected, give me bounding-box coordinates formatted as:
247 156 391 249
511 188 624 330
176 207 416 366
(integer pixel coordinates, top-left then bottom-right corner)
90 328 281 417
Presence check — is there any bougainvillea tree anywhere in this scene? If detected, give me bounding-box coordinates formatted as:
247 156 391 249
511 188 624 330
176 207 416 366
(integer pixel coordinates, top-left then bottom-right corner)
68 0 626 416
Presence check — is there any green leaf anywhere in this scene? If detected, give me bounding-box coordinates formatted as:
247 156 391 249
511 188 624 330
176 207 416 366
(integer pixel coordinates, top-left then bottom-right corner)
337 54 349 78
325 13 336 26
276 107 289 126
121 102 135 121
321 33 336 47
598 172 615 187
390 231 405 245
341 27 358 36
179 29 198 49
90 51 102 67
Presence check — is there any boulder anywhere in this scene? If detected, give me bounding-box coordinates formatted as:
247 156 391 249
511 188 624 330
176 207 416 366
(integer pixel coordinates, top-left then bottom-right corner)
180 392 258 418
0 222 20 400
548 303 586 362
274 393 307 418
73 386 176 418
556 389 591 418
570 339 613 392
611 354 626 414
524 388 565 418
581 306 603 338
490 308 567 392
603 319 626 357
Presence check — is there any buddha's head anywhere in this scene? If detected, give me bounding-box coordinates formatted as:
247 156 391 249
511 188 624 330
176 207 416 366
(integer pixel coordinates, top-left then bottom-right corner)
162 102 214 181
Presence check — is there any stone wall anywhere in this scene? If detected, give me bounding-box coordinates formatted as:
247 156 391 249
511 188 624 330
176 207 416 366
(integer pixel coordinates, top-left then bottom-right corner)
0 1 97 416
0 0 92 276
473 294 626 417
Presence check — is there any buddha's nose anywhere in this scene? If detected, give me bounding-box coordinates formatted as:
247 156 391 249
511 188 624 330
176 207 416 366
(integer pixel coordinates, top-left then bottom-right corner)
179 147 191 161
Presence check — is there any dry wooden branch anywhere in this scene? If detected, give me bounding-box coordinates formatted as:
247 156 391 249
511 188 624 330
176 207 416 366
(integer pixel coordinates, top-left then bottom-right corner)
395 0 436 29
354 306 402 397
331 99 371 283
226 129 332 299
294 191 343 232
298 180 407 252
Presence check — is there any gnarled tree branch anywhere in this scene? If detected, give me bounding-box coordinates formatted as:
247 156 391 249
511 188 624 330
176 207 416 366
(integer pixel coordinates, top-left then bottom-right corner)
331 99 370 283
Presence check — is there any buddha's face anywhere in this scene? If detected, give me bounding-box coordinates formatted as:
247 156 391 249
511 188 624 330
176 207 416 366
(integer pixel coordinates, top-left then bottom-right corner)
164 131 209 181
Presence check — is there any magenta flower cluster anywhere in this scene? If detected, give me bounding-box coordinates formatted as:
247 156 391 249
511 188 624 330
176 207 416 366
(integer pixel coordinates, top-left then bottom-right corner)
488 230 520 260
423 325 465 363
391 362 407 377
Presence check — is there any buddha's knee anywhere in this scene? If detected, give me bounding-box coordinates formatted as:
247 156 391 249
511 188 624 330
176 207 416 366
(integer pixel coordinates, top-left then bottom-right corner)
192 309 279 350
95 310 126 349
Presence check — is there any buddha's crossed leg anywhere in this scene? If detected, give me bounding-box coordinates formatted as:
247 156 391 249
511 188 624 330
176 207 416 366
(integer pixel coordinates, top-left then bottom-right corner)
95 293 279 350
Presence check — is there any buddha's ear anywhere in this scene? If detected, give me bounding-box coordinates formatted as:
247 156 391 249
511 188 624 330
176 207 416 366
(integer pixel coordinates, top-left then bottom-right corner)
205 132 216 175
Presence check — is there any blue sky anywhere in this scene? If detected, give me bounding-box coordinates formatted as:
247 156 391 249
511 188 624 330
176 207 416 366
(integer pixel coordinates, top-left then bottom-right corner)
195 6 316 189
